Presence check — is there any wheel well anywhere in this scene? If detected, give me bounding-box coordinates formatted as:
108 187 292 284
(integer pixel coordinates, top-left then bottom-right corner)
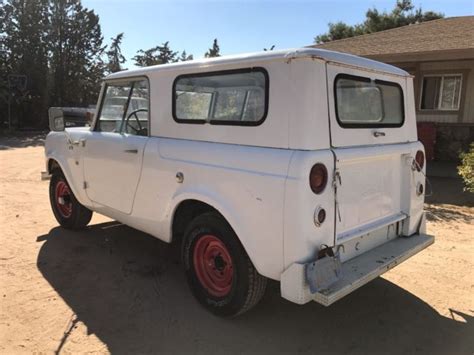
48 159 61 174
172 200 218 244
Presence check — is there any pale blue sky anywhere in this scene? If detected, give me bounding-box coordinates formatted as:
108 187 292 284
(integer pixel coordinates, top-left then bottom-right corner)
83 0 474 67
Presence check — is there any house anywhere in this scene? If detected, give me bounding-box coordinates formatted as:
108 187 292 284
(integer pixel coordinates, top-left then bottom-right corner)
312 16 474 161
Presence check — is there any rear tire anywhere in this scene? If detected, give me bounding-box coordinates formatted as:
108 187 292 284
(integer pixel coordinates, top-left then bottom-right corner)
182 212 267 317
49 171 92 229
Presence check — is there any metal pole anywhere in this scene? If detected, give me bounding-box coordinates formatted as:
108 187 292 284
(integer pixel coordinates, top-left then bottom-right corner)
7 89 11 131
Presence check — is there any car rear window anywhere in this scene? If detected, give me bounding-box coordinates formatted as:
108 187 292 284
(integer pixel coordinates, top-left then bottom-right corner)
335 74 404 128
173 68 268 126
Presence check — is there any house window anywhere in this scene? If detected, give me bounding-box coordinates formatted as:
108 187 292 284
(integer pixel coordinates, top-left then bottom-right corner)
420 74 462 111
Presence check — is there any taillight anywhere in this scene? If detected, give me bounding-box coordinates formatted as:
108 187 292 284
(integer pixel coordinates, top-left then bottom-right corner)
310 163 328 194
314 206 326 227
415 150 425 171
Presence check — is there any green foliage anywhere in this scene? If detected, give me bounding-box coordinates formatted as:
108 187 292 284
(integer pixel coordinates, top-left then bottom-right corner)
0 0 204 129
315 0 444 43
49 0 105 107
133 46 161 67
156 41 178 64
205 39 220 58
105 33 126 73
0 0 105 128
458 143 474 193
133 41 178 67
178 50 193 62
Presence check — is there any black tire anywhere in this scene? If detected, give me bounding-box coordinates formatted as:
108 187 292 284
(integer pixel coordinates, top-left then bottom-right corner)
182 212 267 317
49 170 93 229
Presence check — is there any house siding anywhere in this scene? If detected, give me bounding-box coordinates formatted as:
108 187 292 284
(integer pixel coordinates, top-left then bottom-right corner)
393 59 474 160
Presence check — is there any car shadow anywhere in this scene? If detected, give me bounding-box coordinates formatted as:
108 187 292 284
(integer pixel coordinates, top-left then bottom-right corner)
37 223 473 354
0 132 46 150
425 176 474 207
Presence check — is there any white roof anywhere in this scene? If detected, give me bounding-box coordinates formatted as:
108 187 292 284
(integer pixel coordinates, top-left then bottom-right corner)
107 48 408 80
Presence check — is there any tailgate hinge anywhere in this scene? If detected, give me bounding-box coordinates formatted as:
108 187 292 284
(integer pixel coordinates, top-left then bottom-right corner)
332 169 342 188
333 169 342 222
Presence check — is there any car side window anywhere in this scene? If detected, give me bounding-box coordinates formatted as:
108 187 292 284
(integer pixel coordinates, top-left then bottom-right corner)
96 79 149 136
173 68 268 126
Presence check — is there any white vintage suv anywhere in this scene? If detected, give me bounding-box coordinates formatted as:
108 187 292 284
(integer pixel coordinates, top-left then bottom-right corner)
44 48 434 317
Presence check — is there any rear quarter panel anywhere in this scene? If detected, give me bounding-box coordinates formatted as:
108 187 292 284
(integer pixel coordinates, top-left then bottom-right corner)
130 137 293 280
283 150 335 269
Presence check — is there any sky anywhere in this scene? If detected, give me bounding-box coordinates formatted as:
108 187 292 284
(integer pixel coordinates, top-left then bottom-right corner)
82 0 474 67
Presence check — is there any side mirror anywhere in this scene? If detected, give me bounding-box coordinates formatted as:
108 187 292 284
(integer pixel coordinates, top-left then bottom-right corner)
48 107 65 132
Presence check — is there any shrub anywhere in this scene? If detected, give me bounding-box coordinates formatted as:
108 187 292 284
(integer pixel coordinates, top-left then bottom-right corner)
458 143 474 193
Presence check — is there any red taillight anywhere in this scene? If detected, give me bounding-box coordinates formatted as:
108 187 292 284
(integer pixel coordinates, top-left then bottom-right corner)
310 163 328 194
415 150 425 171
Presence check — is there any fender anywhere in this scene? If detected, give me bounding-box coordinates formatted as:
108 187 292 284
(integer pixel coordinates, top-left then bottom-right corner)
167 187 278 280
45 132 92 208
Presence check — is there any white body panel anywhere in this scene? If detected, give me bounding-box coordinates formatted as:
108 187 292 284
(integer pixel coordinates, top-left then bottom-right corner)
83 132 148 214
44 48 431 301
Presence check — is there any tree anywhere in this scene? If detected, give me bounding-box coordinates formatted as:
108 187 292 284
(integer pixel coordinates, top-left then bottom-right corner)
0 1 10 110
133 41 178 67
205 38 220 58
0 0 50 128
105 32 125 73
156 41 178 64
178 50 193 62
133 46 160 67
314 0 444 43
0 0 106 129
49 0 105 107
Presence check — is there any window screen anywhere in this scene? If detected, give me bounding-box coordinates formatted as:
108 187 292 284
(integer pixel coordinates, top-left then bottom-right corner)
173 68 268 125
335 75 404 128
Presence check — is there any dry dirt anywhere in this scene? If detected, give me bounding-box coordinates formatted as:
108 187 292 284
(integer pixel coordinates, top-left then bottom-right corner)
0 135 473 354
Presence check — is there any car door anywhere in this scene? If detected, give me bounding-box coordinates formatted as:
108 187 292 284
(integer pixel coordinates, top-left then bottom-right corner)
83 78 150 214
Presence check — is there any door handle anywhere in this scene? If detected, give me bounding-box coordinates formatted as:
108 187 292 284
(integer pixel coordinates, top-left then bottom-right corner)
373 131 386 137
124 149 138 154
69 138 86 147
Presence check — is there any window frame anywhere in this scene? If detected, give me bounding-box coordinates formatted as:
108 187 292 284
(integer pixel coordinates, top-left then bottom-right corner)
94 75 151 136
334 73 405 129
172 67 269 126
419 73 463 112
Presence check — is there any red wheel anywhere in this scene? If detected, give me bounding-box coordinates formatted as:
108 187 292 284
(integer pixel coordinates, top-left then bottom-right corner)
183 212 267 317
49 170 92 229
54 180 73 218
193 234 233 297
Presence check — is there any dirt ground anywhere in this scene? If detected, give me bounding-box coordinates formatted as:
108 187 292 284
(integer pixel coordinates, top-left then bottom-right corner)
0 134 473 354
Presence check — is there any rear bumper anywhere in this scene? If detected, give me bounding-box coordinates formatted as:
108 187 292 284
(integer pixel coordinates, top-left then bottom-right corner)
281 233 434 306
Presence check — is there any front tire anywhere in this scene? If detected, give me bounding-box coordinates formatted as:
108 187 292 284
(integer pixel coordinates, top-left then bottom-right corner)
182 212 267 317
49 171 92 229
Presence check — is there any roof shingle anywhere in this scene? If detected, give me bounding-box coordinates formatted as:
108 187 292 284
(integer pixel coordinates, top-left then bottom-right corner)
311 16 474 57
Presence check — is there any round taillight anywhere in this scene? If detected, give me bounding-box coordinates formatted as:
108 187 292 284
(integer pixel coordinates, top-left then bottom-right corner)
310 163 328 194
416 183 424 196
317 208 326 224
313 206 326 227
415 150 425 171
